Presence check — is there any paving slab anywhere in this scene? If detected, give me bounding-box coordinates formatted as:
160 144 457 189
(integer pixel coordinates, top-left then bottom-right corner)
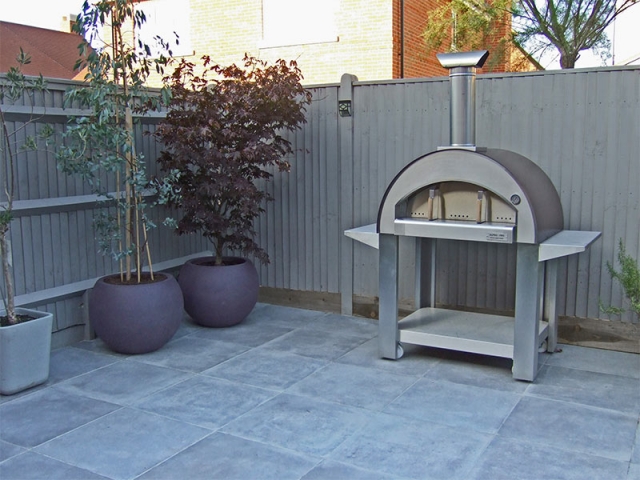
221 393 371 456
0 388 119 448
203 348 327 390
0 440 24 462
132 375 276 430
129 336 249 373
301 460 406 480
54 359 190 405
329 412 492 480
47 347 118 385
335 337 441 377
527 365 640 415
244 303 328 328
498 396 637 462
138 433 318 480
384 377 521 433
35 407 210 480
545 344 640 379
468 436 630 480
424 352 529 393
263 328 368 361
288 362 418 410
0 451 109 479
191 321 294 347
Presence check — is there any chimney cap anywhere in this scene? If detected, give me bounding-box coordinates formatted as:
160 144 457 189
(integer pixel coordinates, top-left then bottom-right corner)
437 50 489 69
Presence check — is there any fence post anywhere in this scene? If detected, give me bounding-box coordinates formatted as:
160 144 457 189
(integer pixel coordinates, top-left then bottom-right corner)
339 73 357 315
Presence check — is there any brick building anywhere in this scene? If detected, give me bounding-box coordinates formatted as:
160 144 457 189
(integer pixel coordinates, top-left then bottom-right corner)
139 0 536 86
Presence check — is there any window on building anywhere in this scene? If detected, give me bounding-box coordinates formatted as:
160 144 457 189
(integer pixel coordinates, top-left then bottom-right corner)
261 0 339 48
135 0 193 57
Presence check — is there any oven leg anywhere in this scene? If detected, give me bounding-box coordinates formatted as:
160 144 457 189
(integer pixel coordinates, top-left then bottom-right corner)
379 234 400 359
415 238 436 309
544 259 559 353
513 244 542 381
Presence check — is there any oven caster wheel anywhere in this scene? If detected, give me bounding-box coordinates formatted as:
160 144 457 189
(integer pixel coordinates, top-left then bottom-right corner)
396 343 404 359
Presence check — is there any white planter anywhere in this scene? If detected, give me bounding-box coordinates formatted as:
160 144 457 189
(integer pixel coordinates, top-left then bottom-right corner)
0 308 53 395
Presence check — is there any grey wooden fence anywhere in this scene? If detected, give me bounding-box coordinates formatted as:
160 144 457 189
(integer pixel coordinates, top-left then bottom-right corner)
259 66 640 324
1 65 638 350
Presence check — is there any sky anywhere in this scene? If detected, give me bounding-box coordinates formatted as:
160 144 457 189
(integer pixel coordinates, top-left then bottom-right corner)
1 0 638 69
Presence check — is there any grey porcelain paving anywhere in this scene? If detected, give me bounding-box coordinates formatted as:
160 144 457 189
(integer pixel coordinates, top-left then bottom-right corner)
0 451 110 479
129 335 249 373
301 460 406 480
301 313 379 339
192 321 294 347
498 396 637 461
138 433 317 480
35 407 210 480
73 338 131 357
244 303 329 329
0 440 24 462
1 306 639 480
263 328 368 360
425 352 530 393
221 393 371 456
384 377 521 433
47 347 118 385
330 412 493 480
527 364 640 415
288 362 418 410
0 388 119 447
203 348 327 390
633 421 640 464
335 337 441 376
132 375 276 429
546 344 640 378
468 436 630 480
54 359 191 405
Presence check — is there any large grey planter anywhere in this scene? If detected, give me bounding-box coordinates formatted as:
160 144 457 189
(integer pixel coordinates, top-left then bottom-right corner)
0 308 53 395
90 272 184 354
179 256 259 327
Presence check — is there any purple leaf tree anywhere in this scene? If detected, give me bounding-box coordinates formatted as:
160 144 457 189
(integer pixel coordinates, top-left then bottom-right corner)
155 55 312 266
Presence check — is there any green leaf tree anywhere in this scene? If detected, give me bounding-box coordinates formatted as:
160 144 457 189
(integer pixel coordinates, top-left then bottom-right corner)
57 0 172 284
422 0 639 69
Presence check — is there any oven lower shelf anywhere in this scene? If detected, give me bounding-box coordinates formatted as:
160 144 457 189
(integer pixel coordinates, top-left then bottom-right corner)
398 308 549 359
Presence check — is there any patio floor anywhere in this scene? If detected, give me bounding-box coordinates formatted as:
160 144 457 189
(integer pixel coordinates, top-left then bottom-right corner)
1 303 639 480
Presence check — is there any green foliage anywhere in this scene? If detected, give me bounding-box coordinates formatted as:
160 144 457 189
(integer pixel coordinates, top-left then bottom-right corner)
56 0 172 282
0 49 51 324
600 239 640 318
423 0 638 69
155 55 312 265
422 0 513 69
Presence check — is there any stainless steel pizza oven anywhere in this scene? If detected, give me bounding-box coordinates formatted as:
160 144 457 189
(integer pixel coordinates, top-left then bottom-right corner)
346 50 600 381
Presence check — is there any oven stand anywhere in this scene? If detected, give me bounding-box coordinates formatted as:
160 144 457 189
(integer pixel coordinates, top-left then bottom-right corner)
350 227 600 382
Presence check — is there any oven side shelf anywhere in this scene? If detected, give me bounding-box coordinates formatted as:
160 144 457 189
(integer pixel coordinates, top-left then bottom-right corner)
398 307 549 359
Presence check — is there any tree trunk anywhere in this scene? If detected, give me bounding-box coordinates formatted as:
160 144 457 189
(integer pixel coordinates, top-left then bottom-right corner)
560 51 579 69
0 230 17 324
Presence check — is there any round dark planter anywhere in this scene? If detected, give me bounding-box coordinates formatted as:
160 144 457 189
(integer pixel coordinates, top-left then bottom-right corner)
179 256 259 327
90 272 184 354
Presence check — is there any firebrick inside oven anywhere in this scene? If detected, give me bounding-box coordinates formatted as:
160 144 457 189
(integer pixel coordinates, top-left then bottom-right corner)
345 50 600 381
